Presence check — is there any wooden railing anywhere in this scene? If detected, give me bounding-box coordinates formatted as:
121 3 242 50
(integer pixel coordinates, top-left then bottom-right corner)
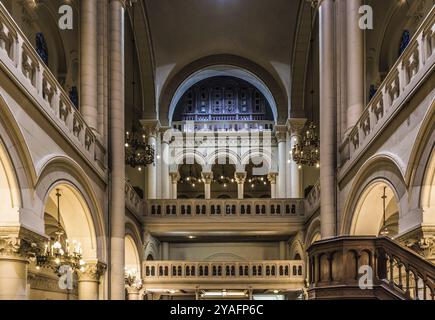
0 3 106 176
145 198 305 218
143 260 305 289
307 236 435 300
340 7 435 171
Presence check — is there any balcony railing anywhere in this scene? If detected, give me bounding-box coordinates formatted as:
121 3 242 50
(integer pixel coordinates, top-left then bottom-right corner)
305 180 320 218
145 199 305 218
0 3 106 177
307 236 435 300
340 7 435 174
172 120 275 133
125 181 143 218
143 260 305 290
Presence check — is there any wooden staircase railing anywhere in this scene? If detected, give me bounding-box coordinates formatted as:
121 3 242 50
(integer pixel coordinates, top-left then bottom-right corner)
307 236 435 300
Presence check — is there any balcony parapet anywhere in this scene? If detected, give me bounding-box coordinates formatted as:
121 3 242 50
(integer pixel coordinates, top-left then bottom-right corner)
143 260 305 290
305 180 320 219
145 198 305 218
125 181 143 218
339 7 435 178
172 120 275 133
0 3 106 178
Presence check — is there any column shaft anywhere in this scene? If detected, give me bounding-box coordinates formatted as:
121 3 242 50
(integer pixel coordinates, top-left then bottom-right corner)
80 0 99 131
161 140 170 199
0 258 28 300
319 0 337 238
278 139 287 199
346 0 365 131
78 279 99 300
147 135 157 199
109 0 125 300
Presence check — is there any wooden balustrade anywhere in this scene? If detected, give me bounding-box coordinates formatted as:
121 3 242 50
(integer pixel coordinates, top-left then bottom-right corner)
0 3 106 176
307 236 435 300
341 7 435 169
145 198 305 218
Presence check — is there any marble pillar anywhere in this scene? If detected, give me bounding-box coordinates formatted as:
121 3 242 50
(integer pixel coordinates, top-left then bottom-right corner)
80 0 98 132
109 0 126 300
202 172 214 200
235 172 247 200
78 261 106 300
276 126 287 199
267 172 278 199
319 0 337 238
170 172 180 200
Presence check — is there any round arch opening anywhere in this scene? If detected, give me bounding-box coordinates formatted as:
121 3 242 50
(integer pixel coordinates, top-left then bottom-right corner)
350 182 399 237
43 184 98 260
125 235 141 275
168 66 279 124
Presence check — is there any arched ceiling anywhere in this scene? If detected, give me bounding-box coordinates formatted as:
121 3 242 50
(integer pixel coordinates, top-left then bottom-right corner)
144 0 302 120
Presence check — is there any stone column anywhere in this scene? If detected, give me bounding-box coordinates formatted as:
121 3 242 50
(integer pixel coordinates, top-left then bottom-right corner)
288 119 307 198
235 172 247 200
161 242 169 260
201 172 214 200
142 120 159 200
319 0 337 238
80 0 98 132
346 0 365 132
126 286 142 300
0 234 33 300
160 128 171 199
275 126 287 199
77 261 106 300
170 172 180 200
267 172 278 199
109 0 126 300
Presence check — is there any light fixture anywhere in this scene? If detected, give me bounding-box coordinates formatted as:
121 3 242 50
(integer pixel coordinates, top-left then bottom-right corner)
380 186 390 236
36 189 85 276
125 1 154 169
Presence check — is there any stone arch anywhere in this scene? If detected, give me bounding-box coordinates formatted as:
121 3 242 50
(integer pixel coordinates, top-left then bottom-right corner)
35 156 106 261
206 149 241 168
407 105 435 226
289 238 305 261
341 155 406 235
305 216 321 246
159 54 289 125
240 148 274 172
144 237 159 261
204 253 245 261
173 150 207 167
125 234 141 276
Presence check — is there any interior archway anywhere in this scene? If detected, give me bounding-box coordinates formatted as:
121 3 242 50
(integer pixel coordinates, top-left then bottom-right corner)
0 139 20 224
421 151 435 225
351 182 399 237
43 184 98 260
125 235 141 276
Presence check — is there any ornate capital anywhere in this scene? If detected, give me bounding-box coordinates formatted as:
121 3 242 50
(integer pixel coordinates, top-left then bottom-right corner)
201 172 214 184
0 226 45 261
287 118 307 136
170 172 181 183
234 172 247 184
78 261 107 282
399 226 435 262
267 172 278 184
141 119 160 138
160 126 173 144
275 125 287 143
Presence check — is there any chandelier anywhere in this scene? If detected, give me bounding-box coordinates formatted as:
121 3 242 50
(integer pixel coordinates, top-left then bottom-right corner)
247 176 268 189
125 129 155 170
213 165 235 188
380 186 390 236
292 123 320 168
36 189 85 275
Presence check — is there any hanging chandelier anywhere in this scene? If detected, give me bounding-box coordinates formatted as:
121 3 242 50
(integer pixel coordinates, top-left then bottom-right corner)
125 129 155 170
292 122 320 168
380 186 390 237
36 189 85 275
213 165 235 187
247 176 268 189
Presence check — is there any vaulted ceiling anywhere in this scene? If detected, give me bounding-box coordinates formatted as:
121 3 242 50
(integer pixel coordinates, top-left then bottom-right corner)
143 0 303 120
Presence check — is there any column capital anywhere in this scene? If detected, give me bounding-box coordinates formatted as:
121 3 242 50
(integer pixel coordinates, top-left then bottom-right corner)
275 125 287 143
141 119 161 138
111 0 128 9
287 118 307 136
78 260 107 282
0 226 45 261
160 126 172 144
201 172 214 184
234 172 247 184
170 172 181 183
267 172 278 184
